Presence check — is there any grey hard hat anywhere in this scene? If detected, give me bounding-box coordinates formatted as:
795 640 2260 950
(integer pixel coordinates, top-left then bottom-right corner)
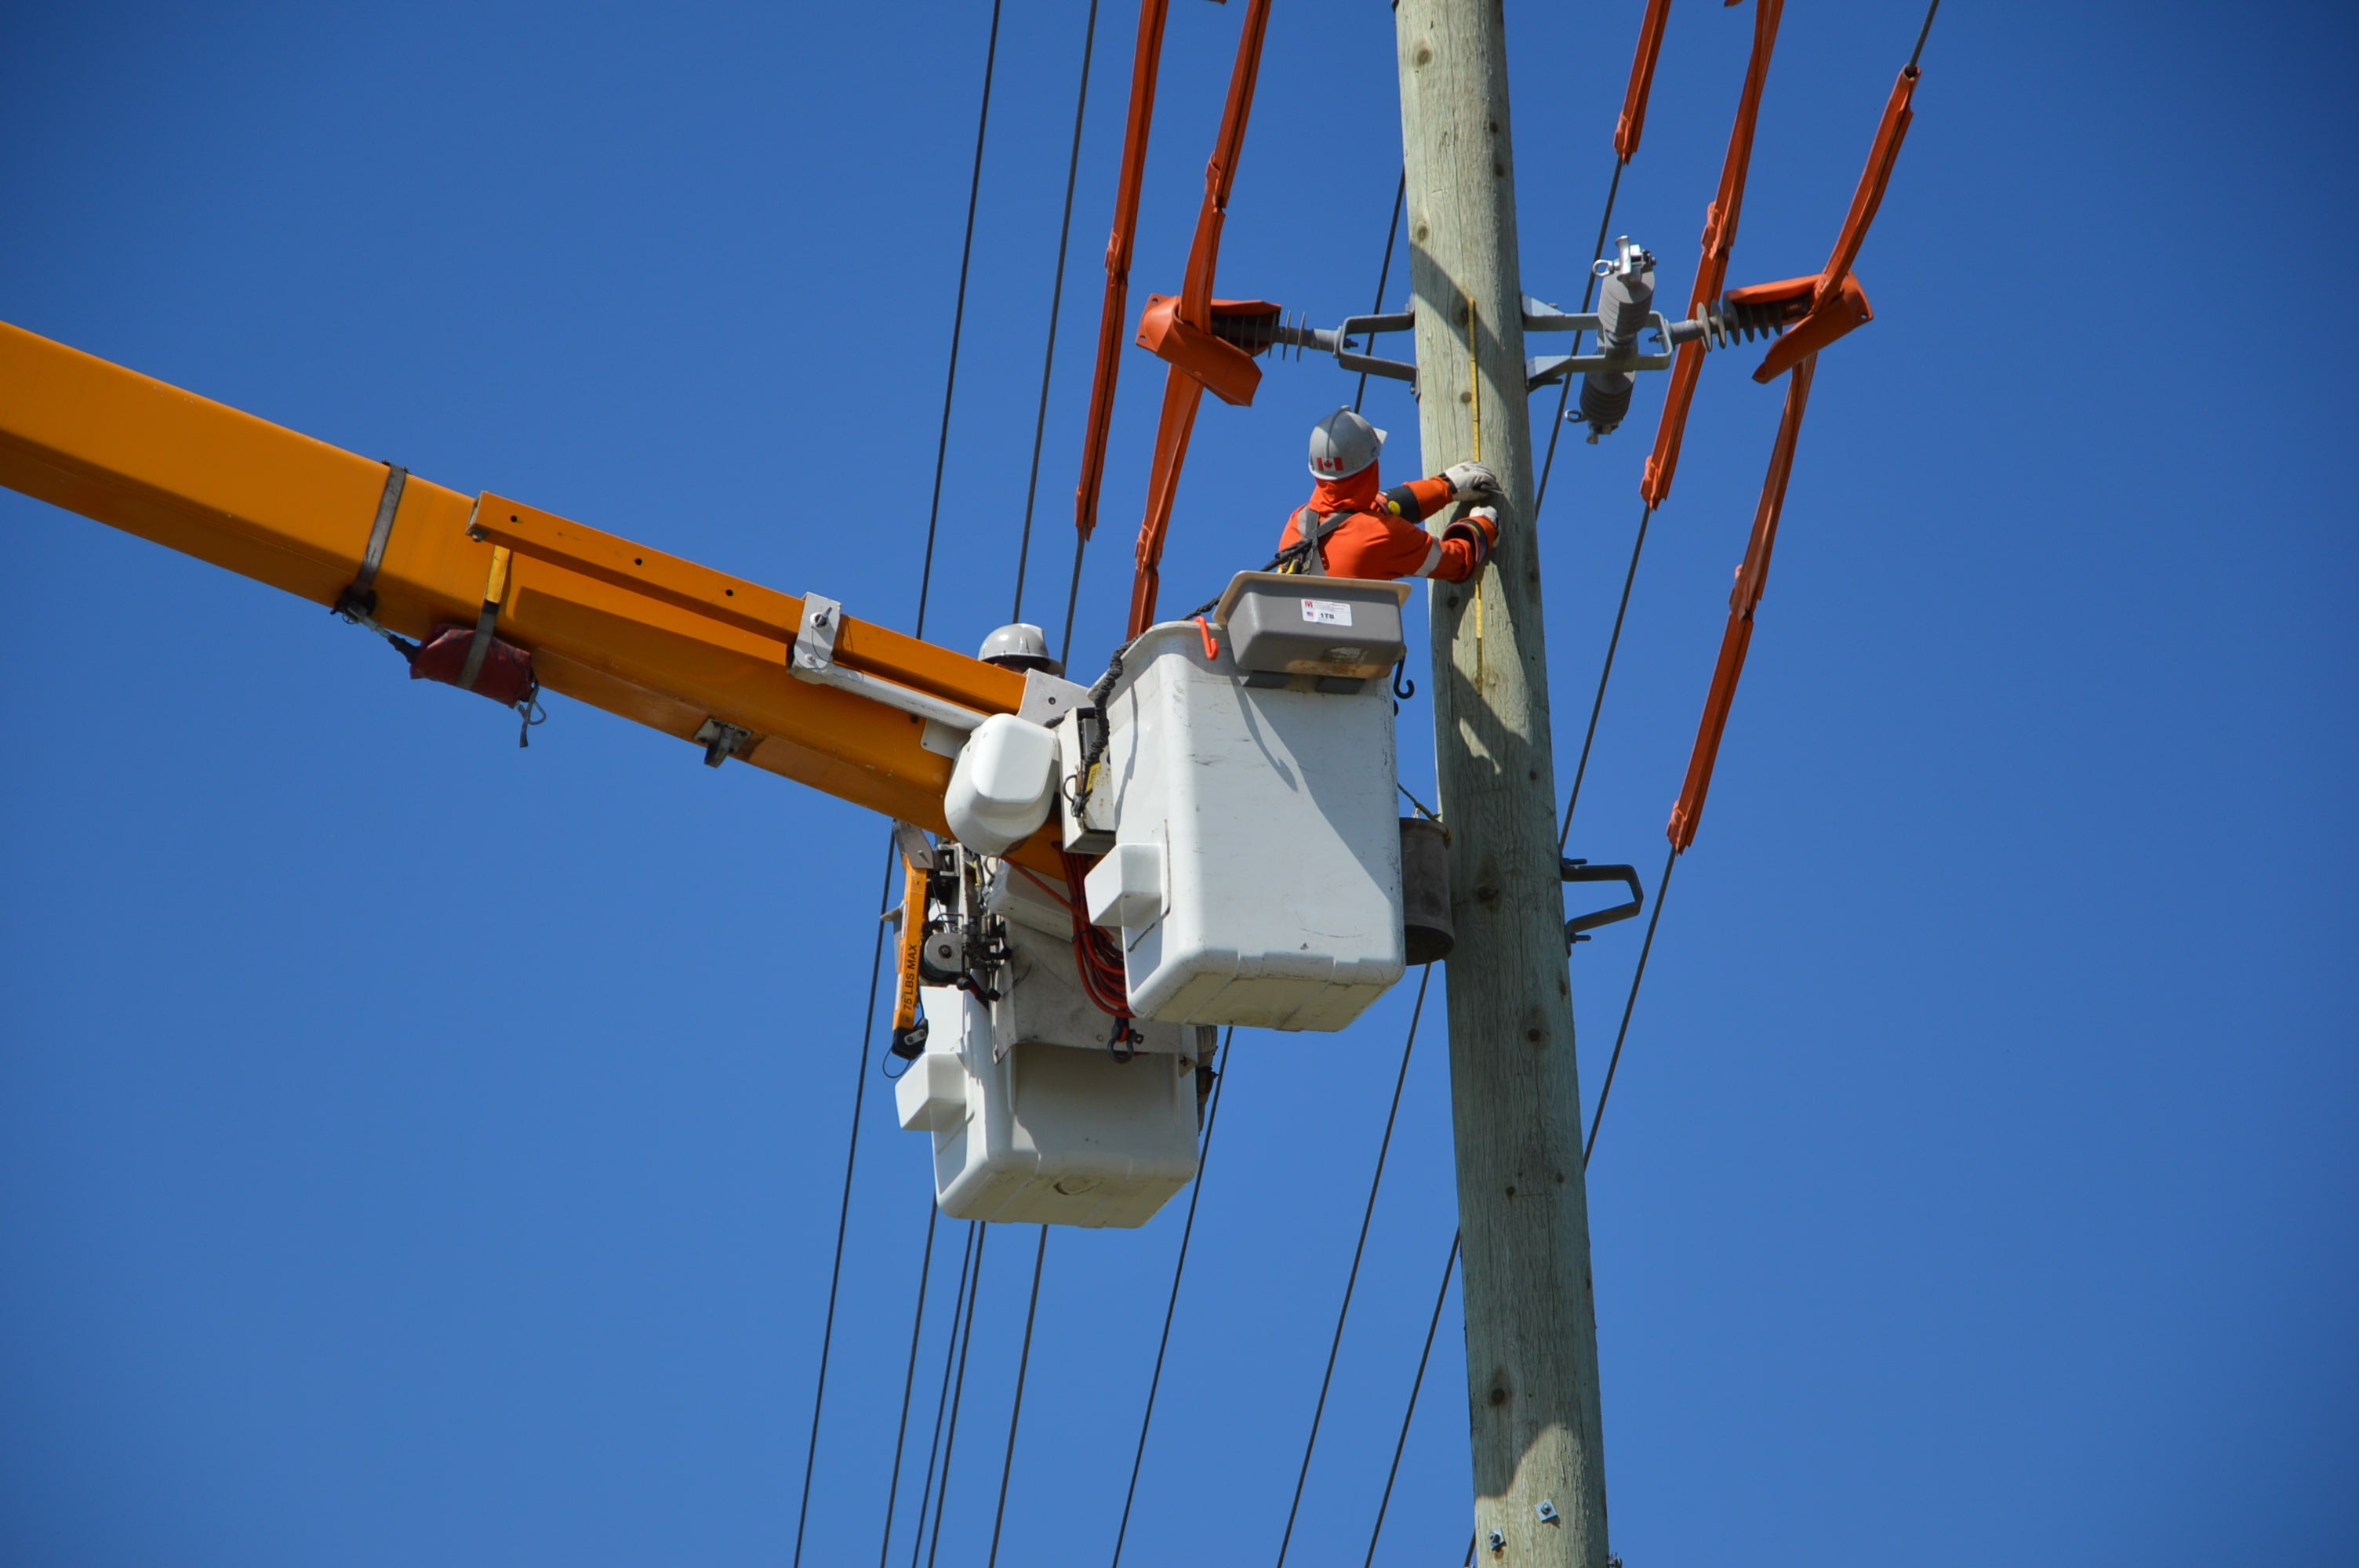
1308 406 1387 481
976 622 1063 677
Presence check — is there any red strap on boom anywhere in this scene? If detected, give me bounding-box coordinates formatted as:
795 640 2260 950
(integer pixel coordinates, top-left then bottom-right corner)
1124 0 1274 637
1072 0 1174 545
1640 0 1783 510
1665 353 1814 852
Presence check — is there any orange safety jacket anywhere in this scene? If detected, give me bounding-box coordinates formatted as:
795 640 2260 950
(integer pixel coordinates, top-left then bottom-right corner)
1275 469 1477 583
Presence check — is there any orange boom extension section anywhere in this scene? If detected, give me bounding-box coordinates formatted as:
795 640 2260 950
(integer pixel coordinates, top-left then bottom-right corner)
0 318 1067 874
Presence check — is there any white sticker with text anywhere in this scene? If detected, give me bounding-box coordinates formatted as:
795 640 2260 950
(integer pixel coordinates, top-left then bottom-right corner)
1300 598 1354 626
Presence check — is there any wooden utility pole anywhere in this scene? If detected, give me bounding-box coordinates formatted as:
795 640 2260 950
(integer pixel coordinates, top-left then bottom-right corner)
1394 2 1612 1564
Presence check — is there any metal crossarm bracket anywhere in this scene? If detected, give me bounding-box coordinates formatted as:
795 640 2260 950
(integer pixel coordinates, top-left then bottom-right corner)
1561 857 1645 946
1523 293 1692 390
1332 310 1418 385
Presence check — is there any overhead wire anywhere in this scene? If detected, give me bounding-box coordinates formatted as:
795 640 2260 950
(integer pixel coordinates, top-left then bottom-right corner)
1013 0 1103 626
1910 0 1942 70
1351 172 1408 416
914 0 1006 643
795 5 1004 1560
1272 967 1430 1568
875 1201 942 1568
1581 0 1943 1161
922 1224 992 1568
985 1226 1050 1568
1107 1032 1233 1568
791 864 891 1568
904 1222 982 1568
1557 502 1653 851
1361 1230 1459 1568
1583 845 1678 1167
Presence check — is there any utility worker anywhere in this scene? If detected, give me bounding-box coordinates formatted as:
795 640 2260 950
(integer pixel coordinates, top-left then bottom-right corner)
1277 408 1500 582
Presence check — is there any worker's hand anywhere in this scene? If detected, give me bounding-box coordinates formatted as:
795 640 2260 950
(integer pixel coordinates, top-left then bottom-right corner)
1442 461 1499 500
1443 506 1499 568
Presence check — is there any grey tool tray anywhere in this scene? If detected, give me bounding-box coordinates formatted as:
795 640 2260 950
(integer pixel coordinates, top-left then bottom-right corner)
1212 572 1411 681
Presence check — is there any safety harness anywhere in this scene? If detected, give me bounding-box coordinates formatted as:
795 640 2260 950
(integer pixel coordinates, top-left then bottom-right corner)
1282 505 1350 576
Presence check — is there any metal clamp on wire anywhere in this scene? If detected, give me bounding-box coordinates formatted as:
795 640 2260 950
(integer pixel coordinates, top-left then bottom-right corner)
1562 858 1645 946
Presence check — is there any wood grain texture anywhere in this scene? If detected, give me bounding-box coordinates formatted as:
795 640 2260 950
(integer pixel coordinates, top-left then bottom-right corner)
1394 2 1612 1563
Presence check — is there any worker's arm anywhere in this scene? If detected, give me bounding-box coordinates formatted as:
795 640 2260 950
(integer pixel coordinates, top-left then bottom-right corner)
1379 475 1456 523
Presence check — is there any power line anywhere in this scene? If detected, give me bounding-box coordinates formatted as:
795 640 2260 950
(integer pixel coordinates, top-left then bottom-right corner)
790 850 891 1568
923 1223 992 1568
1056 533 1091 673
985 1227 1050 1568
1352 172 1408 416
906 1222 982 1568
875 1200 942 1568
794 8 1004 1554
1108 1032 1234 1568
1012 0 1103 625
1910 0 1942 70
1557 502 1655 851
914 0 1005 641
1361 1229 1459 1568
1576 0 1944 1155
1583 843 1679 1168
1273 967 1431 1568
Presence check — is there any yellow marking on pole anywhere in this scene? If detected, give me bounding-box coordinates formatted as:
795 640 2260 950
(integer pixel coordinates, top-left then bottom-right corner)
1467 291 1485 684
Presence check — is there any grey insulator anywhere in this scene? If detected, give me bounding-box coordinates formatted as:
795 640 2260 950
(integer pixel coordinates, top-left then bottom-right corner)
1689 292 1794 350
1594 263 1656 341
1579 373 1635 437
1582 237 1658 437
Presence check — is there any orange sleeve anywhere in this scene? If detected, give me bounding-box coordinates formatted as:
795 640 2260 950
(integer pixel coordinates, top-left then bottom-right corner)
1380 475 1458 523
1323 512 1468 582
1425 530 1484 583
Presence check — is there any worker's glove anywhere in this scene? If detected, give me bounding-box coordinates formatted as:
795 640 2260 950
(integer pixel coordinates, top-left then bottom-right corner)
1442 506 1499 568
1442 461 1500 500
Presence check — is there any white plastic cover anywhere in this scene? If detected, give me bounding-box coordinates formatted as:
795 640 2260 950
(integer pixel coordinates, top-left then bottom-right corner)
943 713 1058 854
908 983 1202 1228
1094 620 1405 1030
1084 842 1165 929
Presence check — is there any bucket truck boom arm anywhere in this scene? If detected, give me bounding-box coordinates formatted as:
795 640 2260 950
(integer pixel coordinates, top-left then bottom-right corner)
0 318 1067 871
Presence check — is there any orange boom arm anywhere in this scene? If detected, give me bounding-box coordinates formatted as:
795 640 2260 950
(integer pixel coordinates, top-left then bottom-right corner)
0 318 1066 873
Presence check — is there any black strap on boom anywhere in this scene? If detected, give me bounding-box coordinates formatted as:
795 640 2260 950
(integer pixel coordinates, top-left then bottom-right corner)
333 463 409 623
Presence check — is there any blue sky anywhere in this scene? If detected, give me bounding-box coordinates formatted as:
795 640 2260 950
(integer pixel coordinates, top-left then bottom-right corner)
2 2 2353 1563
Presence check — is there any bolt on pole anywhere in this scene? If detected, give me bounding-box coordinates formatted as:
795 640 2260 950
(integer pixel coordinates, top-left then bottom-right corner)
1394 2 1612 1564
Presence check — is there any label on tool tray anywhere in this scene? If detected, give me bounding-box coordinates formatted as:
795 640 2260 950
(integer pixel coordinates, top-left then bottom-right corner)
1299 598 1354 626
